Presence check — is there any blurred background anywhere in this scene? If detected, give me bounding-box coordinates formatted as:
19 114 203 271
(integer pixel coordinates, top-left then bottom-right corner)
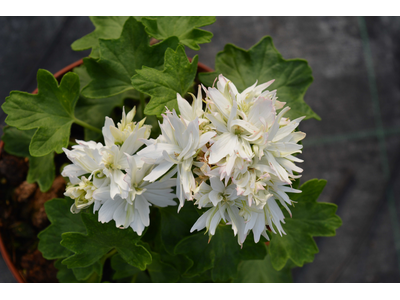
0 16 399 283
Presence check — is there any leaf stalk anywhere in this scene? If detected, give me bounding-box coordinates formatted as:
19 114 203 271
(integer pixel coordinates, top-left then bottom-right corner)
73 118 102 134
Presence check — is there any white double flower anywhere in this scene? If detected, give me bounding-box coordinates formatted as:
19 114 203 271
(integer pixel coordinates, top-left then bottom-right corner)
188 75 305 244
62 107 177 235
62 74 306 245
136 109 216 210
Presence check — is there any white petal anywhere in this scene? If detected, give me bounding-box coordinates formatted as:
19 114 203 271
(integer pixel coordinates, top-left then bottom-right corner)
135 195 151 226
198 131 216 149
143 161 174 182
209 207 223 235
113 200 128 227
177 93 193 121
190 209 211 232
137 143 180 163
210 177 225 193
98 197 124 224
208 132 238 164
102 117 116 147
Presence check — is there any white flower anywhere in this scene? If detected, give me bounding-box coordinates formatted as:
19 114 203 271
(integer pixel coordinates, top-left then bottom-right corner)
92 154 176 235
191 177 245 244
93 107 152 200
102 107 151 147
206 100 254 164
236 174 302 243
177 85 207 125
187 75 307 244
65 175 110 213
62 106 152 200
205 76 278 165
238 197 286 243
137 110 215 209
62 140 103 184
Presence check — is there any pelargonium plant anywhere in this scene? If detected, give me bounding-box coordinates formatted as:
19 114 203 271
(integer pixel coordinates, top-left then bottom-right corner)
1 16 342 283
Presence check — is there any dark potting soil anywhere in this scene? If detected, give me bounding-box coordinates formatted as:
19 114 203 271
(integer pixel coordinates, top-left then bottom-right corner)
0 149 66 283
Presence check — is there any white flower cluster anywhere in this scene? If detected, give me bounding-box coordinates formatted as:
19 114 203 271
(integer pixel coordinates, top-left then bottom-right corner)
62 74 305 245
62 107 176 235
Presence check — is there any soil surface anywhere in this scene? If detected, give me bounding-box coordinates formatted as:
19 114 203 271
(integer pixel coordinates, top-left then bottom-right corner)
0 147 65 282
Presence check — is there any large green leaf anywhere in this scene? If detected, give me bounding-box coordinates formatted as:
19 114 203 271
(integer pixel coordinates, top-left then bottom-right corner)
71 16 130 59
60 212 152 270
131 45 198 116
198 36 320 120
2 127 55 191
234 246 293 283
81 17 179 99
2 69 80 156
268 179 342 270
175 225 267 282
72 261 103 282
73 65 126 141
141 16 216 50
159 203 200 255
54 260 82 283
147 251 180 283
38 198 86 260
54 259 102 283
111 253 141 281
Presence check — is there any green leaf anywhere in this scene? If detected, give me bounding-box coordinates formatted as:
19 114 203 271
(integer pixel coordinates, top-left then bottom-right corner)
134 271 152 283
2 127 32 157
175 225 267 282
60 212 152 270
72 261 103 282
71 16 130 59
234 246 293 283
159 203 200 255
268 179 342 270
198 36 320 120
2 69 80 156
179 270 212 283
38 198 86 260
54 260 82 283
141 16 216 50
111 254 141 280
27 153 55 192
82 17 179 99
2 127 55 191
131 45 198 116
54 260 102 283
73 65 126 141
147 252 180 283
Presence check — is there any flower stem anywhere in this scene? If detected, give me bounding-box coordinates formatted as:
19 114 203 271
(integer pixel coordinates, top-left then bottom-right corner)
100 248 117 264
73 118 102 134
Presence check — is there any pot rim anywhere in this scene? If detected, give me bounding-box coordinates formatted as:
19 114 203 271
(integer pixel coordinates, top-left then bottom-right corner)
0 57 213 283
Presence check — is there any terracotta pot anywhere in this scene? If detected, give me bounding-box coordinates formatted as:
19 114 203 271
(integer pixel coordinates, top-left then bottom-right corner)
0 58 213 283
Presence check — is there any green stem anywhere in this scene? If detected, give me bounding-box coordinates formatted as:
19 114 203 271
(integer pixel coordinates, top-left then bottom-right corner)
100 248 118 264
73 118 102 134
